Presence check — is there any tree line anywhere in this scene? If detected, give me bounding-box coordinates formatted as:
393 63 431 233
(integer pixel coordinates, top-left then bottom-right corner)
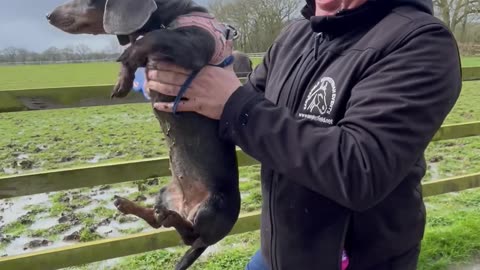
0 39 123 65
1 0 479 64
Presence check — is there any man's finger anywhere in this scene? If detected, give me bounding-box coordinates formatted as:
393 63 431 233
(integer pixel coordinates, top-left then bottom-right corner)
153 100 200 114
147 61 191 75
147 81 190 98
147 70 189 86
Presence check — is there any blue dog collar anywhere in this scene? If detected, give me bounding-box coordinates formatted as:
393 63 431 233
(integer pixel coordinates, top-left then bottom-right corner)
132 55 235 111
172 54 235 115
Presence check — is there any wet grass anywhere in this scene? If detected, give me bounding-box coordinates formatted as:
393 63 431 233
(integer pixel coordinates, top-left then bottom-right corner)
0 65 480 269
419 189 480 270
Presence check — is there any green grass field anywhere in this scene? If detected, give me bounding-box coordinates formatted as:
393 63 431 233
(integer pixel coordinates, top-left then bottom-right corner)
0 56 475 91
462 57 480 67
0 58 479 269
0 57 263 91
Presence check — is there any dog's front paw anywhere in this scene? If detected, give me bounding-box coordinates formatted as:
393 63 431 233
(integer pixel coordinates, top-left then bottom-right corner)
114 195 136 215
111 77 133 98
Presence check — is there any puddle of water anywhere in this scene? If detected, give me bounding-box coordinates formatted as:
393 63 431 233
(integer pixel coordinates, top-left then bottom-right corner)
74 203 98 214
17 154 30 160
0 183 151 263
87 154 107 164
62 225 83 237
30 217 59 230
2 236 74 257
2 168 16 175
96 226 118 238
0 193 51 225
145 196 156 206
201 242 222 257
240 192 250 199
89 187 137 202
429 163 440 180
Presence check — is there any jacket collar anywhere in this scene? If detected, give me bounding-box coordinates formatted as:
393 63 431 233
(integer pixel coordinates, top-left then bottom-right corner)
304 1 393 36
302 0 433 36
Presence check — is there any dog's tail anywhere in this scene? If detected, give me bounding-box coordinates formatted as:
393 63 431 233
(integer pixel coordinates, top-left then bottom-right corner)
175 246 208 270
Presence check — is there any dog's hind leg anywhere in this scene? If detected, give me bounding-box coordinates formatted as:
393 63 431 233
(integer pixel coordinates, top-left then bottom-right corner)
113 195 162 228
154 204 199 245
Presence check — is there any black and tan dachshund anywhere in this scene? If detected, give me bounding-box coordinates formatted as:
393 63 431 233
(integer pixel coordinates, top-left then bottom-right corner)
47 1 241 269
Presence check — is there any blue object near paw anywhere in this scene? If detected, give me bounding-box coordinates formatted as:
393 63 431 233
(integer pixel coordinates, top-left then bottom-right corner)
132 67 151 100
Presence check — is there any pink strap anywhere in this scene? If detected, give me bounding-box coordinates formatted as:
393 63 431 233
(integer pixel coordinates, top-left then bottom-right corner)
172 12 233 65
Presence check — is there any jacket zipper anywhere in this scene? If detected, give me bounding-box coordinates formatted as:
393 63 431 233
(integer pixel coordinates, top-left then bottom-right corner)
269 33 323 270
288 33 326 111
270 46 313 270
270 32 328 270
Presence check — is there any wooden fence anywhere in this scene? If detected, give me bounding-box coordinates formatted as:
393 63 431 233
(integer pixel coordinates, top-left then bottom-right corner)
1 66 480 113
0 70 480 270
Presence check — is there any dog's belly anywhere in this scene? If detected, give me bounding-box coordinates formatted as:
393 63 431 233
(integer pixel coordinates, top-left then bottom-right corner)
162 179 210 222
147 86 239 223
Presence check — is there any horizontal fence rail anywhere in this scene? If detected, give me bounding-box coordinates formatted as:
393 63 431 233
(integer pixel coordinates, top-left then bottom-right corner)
0 66 479 113
1 121 479 199
0 77 248 113
0 150 258 199
1 171 480 270
0 88 480 268
0 212 262 270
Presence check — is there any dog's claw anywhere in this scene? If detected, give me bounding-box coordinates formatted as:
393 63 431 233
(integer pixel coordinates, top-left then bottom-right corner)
111 75 134 99
114 195 135 215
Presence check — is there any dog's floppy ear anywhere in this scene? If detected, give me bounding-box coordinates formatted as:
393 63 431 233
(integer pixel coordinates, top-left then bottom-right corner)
103 0 158 35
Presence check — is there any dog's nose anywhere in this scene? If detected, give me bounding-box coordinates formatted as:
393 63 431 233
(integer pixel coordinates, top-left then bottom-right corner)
46 13 52 20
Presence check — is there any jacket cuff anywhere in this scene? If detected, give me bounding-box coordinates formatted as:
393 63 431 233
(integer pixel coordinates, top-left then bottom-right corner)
219 86 264 142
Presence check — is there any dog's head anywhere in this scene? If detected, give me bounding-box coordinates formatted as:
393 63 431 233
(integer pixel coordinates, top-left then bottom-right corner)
47 0 159 43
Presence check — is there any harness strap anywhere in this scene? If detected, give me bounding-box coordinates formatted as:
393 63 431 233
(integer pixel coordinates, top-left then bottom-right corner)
172 54 235 115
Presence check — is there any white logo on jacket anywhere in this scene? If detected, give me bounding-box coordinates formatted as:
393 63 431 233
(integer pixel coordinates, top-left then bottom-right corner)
299 77 337 125
304 77 336 115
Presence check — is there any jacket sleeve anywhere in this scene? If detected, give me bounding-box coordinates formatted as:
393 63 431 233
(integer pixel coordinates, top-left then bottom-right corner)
219 24 462 212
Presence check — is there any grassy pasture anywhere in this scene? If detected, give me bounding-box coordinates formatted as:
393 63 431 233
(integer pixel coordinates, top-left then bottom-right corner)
0 56 475 91
462 57 480 67
0 57 263 91
0 60 479 269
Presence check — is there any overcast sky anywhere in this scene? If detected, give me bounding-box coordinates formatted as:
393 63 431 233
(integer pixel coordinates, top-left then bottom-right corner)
0 0 210 52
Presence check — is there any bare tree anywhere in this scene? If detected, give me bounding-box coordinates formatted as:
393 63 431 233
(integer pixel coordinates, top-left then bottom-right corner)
43 47 62 61
434 0 480 37
2 47 19 62
75 44 92 61
209 0 301 53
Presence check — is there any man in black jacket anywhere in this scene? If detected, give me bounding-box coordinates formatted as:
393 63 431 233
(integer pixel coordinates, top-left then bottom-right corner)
146 0 462 269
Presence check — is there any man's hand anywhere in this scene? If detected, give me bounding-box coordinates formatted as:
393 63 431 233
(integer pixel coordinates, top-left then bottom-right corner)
146 62 242 120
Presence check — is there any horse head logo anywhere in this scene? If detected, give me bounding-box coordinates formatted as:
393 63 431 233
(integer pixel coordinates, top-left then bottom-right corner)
304 77 335 115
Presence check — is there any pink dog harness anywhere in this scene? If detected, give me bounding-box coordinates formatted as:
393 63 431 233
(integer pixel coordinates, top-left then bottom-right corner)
171 12 235 65
166 12 237 114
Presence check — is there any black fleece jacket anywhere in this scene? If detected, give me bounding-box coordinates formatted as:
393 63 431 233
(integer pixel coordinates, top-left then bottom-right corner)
219 0 462 269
